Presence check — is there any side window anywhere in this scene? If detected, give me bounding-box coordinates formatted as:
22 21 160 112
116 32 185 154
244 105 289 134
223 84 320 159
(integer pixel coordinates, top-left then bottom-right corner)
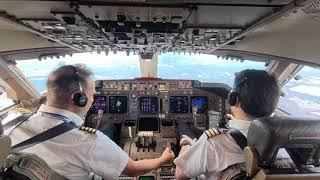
0 87 16 133
278 66 320 118
0 86 15 112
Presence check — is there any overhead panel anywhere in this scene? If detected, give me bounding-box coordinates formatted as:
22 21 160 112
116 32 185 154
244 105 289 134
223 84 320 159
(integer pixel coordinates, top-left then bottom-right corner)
0 0 299 55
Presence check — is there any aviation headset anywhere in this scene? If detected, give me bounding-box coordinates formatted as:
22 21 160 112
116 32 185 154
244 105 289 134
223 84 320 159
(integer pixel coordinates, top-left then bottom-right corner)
228 77 248 106
71 66 88 107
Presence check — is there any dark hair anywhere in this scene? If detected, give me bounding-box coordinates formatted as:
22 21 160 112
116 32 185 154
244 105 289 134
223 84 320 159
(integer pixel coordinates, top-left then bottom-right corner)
46 64 92 105
234 69 280 117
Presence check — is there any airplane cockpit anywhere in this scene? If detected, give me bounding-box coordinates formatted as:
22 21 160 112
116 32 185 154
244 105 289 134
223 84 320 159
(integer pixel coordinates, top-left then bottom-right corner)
85 77 229 179
0 0 320 180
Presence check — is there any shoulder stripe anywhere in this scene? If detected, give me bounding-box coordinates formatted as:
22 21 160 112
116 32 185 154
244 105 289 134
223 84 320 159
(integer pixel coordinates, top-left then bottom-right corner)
80 126 97 134
208 129 215 136
213 128 220 135
204 128 222 138
205 130 211 137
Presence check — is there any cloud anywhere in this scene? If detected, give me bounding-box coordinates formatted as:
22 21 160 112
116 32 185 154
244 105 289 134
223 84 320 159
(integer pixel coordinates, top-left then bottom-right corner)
287 96 320 110
28 77 47 80
158 63 175 68
290 85 320 97
224 72 233 77
94 75 114 80
311 112 320 116
301 77 320 85
64 52 140 67
0 93 15 110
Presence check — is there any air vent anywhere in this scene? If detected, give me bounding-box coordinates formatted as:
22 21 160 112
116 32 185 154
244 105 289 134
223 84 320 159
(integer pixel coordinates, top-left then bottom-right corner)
302 1 320 14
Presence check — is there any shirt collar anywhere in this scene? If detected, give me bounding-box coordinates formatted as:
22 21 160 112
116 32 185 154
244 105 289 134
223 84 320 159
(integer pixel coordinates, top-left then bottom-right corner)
227 120 251 137
38 104 84 127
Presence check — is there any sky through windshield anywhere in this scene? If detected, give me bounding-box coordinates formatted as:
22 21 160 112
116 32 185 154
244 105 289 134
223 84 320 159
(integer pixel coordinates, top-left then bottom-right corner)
16 52 266 92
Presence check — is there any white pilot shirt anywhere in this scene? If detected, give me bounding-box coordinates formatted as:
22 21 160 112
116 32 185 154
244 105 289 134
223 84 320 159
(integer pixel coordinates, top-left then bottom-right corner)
6 104 129 180
174 120 251 180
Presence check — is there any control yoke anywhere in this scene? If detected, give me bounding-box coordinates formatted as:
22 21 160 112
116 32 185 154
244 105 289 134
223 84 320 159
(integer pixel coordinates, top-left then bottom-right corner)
95 109 104 129
192 106 205 130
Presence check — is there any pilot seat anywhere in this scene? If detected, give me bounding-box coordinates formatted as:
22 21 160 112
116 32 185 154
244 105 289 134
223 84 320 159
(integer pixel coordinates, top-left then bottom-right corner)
244 116 320 180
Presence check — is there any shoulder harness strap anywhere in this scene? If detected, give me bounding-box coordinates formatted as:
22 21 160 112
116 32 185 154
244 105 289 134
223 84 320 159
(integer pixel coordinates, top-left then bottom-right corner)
228 128 247 150
204 128 248 150
11 122 76 153
2 113 34 132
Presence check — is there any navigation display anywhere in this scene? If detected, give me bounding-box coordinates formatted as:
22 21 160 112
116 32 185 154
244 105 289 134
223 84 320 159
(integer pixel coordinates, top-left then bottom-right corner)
190 96 208 113
109 96 128 114
140 97 158 114
90 96 107 113
170 96 189 113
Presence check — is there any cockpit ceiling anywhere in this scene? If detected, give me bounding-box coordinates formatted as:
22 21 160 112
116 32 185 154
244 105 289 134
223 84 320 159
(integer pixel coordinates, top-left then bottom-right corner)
222 8 320 66
0 0 319 65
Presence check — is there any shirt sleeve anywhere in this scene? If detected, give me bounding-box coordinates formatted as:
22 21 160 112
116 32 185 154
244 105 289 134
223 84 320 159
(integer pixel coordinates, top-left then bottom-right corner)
88 131 129 180
174 134 217 178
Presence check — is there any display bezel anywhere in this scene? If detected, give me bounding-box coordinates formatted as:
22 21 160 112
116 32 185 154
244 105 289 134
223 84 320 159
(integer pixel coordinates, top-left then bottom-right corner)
190 96 208 113
138 117 160 132
139 96 158 114
109 96 128 114
169 96 189 113
90 95 108 113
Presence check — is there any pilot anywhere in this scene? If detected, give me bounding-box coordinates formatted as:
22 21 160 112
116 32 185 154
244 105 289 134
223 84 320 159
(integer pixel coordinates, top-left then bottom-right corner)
8 65 175 179
174 69 280 179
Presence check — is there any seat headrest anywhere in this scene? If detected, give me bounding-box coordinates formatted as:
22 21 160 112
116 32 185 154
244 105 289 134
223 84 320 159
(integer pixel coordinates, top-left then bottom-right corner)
247 116 320 166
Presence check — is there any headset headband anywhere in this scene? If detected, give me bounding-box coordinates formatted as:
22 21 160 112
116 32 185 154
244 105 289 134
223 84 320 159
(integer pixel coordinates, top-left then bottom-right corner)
233 77 248 92
71 66 83 93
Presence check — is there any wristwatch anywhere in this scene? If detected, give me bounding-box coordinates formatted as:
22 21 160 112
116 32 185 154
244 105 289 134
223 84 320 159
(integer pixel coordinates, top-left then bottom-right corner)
180 140 192 147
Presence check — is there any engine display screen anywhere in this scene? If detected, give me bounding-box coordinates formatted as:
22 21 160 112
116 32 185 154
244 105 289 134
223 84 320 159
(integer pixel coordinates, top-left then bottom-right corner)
161 119 174 126
139 118 159 132
109 96 128 114
190 96 208 113
170 96 189 113
90 96 107 113
138 176 155 180
140 97 158 114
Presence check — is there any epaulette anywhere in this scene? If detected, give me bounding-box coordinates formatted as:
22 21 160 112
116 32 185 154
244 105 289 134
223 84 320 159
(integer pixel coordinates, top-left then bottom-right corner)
79 126 97 134
204 128 222 138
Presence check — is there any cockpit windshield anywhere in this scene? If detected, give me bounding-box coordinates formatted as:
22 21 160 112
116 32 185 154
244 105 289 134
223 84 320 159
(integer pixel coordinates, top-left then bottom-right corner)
278 66 320 118
16 52 266 92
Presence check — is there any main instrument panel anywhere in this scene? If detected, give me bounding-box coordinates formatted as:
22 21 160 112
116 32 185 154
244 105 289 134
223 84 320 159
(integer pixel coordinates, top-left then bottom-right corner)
87 79 229 179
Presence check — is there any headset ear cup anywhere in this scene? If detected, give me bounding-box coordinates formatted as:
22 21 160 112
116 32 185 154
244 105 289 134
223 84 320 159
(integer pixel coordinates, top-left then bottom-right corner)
73 92 88 107
228 91 239 106
79 93 88 107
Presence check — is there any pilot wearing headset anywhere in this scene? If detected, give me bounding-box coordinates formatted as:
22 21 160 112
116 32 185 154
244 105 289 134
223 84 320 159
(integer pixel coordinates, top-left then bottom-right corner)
7 65 175 179
174 69 280 180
